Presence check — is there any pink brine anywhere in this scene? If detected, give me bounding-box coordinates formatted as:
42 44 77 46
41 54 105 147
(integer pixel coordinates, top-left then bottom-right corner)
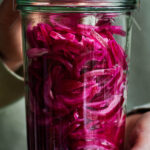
26 14 127 150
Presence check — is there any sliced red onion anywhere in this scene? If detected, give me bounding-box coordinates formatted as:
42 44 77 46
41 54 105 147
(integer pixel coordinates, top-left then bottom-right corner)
26 15 127 150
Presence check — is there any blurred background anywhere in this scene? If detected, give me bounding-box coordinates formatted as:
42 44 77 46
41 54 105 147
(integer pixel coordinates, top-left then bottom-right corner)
0 0 150 150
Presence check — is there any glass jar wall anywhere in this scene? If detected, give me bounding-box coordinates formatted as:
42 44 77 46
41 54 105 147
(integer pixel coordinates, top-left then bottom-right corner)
18 2 137 149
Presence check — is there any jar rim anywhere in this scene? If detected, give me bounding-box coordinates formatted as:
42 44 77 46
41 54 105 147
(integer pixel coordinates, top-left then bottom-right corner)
17 0 139 10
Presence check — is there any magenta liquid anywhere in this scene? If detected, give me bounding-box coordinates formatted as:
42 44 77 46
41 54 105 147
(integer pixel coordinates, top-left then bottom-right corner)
25 13 127 150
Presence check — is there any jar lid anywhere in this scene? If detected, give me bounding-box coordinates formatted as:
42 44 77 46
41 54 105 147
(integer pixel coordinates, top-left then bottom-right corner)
17 0 139 10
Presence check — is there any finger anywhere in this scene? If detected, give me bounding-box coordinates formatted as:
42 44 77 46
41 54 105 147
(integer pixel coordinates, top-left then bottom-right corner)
0 0 19 26
131 132 150 150
130 137 150 150
130 112 150 150
124 114 142 150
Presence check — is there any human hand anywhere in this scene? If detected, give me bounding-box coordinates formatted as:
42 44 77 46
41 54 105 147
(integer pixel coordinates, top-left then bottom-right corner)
0 0 23 71
125 112 150 150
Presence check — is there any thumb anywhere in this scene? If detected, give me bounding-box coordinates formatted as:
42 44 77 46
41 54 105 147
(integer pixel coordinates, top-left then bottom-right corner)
130 112 150 150
0 0 19 27
130 136 150 150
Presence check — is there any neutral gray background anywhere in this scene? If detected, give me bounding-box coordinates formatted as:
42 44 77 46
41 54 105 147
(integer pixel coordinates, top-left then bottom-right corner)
127 0 150 110
0 0 150 150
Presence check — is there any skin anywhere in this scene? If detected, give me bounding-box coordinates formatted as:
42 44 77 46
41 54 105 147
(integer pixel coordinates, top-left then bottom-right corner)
125 112 150 150
0 1 150 150
0 0 22 71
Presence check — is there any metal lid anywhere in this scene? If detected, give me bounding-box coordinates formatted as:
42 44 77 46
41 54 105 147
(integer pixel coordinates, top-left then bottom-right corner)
17 0 139 10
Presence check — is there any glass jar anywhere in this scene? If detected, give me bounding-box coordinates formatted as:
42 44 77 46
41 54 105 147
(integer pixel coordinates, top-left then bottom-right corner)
17 0 138 150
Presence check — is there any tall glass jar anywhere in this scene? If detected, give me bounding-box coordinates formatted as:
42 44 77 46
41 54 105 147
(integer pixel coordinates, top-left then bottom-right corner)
17 0 138 150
